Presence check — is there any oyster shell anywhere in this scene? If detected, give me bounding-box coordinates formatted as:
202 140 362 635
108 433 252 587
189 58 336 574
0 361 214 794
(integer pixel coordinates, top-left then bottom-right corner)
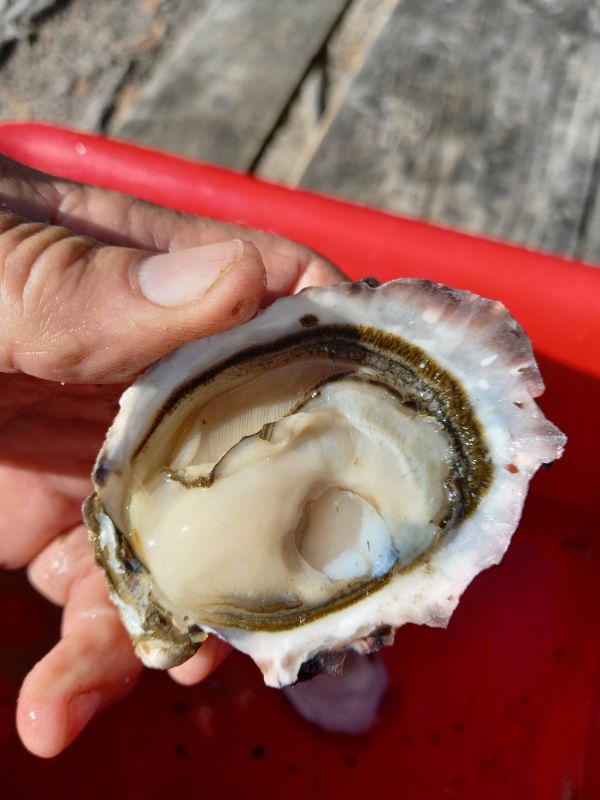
84 279 565 687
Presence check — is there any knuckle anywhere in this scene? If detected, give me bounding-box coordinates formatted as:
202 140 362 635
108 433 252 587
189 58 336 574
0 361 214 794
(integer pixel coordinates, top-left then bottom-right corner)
0 213 95 305
0 212 98 357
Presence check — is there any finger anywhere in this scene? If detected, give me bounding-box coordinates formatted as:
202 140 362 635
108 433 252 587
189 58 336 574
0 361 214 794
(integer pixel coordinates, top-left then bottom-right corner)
291 255 345 294
0 156 345 298
0 209 267 382
27 525 95 605
168 638 231 686
17 567 142 758
0 467 84 569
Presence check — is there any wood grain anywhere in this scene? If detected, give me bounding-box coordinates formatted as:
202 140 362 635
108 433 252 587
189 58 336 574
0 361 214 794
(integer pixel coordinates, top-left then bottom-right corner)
114 0 350 170
299 0 600 263
0 0 58 51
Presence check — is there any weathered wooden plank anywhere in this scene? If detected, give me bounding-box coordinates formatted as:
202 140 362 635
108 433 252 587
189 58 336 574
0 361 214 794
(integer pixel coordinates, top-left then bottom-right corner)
113 0 350 171
0 0 58 52
254 0 399 185
576 151 600 264
299 0 600 263
0 0 205 131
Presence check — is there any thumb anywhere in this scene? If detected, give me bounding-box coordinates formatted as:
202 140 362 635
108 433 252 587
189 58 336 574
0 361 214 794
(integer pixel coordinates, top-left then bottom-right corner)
0 211 267 382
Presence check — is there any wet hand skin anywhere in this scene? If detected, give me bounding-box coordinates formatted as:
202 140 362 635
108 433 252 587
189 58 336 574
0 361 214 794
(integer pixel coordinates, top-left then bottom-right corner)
0 155 344 757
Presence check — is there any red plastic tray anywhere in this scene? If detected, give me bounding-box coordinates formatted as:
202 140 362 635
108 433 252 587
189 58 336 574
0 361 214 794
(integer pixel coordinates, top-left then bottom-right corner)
0 123 598 799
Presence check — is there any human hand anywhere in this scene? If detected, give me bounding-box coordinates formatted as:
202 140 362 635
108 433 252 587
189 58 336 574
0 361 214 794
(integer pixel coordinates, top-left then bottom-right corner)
0 155 344 757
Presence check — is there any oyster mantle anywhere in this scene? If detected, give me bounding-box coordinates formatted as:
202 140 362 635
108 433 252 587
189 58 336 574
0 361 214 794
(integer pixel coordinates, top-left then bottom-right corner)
84 279 565 687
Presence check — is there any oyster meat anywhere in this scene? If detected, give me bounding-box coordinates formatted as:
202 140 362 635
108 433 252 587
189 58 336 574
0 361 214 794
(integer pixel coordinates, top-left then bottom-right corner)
85 279 565 687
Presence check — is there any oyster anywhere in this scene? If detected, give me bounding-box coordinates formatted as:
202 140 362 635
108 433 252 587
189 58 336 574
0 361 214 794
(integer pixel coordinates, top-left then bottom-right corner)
84 279 565 687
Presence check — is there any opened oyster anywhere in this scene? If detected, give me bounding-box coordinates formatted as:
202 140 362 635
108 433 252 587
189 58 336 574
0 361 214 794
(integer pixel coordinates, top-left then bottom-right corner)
84 279 565 687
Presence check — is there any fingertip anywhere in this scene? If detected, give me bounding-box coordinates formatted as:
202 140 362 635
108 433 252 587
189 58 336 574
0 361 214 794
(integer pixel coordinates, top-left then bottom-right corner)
204 239 267 327
17 648 141 758
16 570 143 757
293 257 346 294
168 638 231 686
18 680 105 758
17 685 70 759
